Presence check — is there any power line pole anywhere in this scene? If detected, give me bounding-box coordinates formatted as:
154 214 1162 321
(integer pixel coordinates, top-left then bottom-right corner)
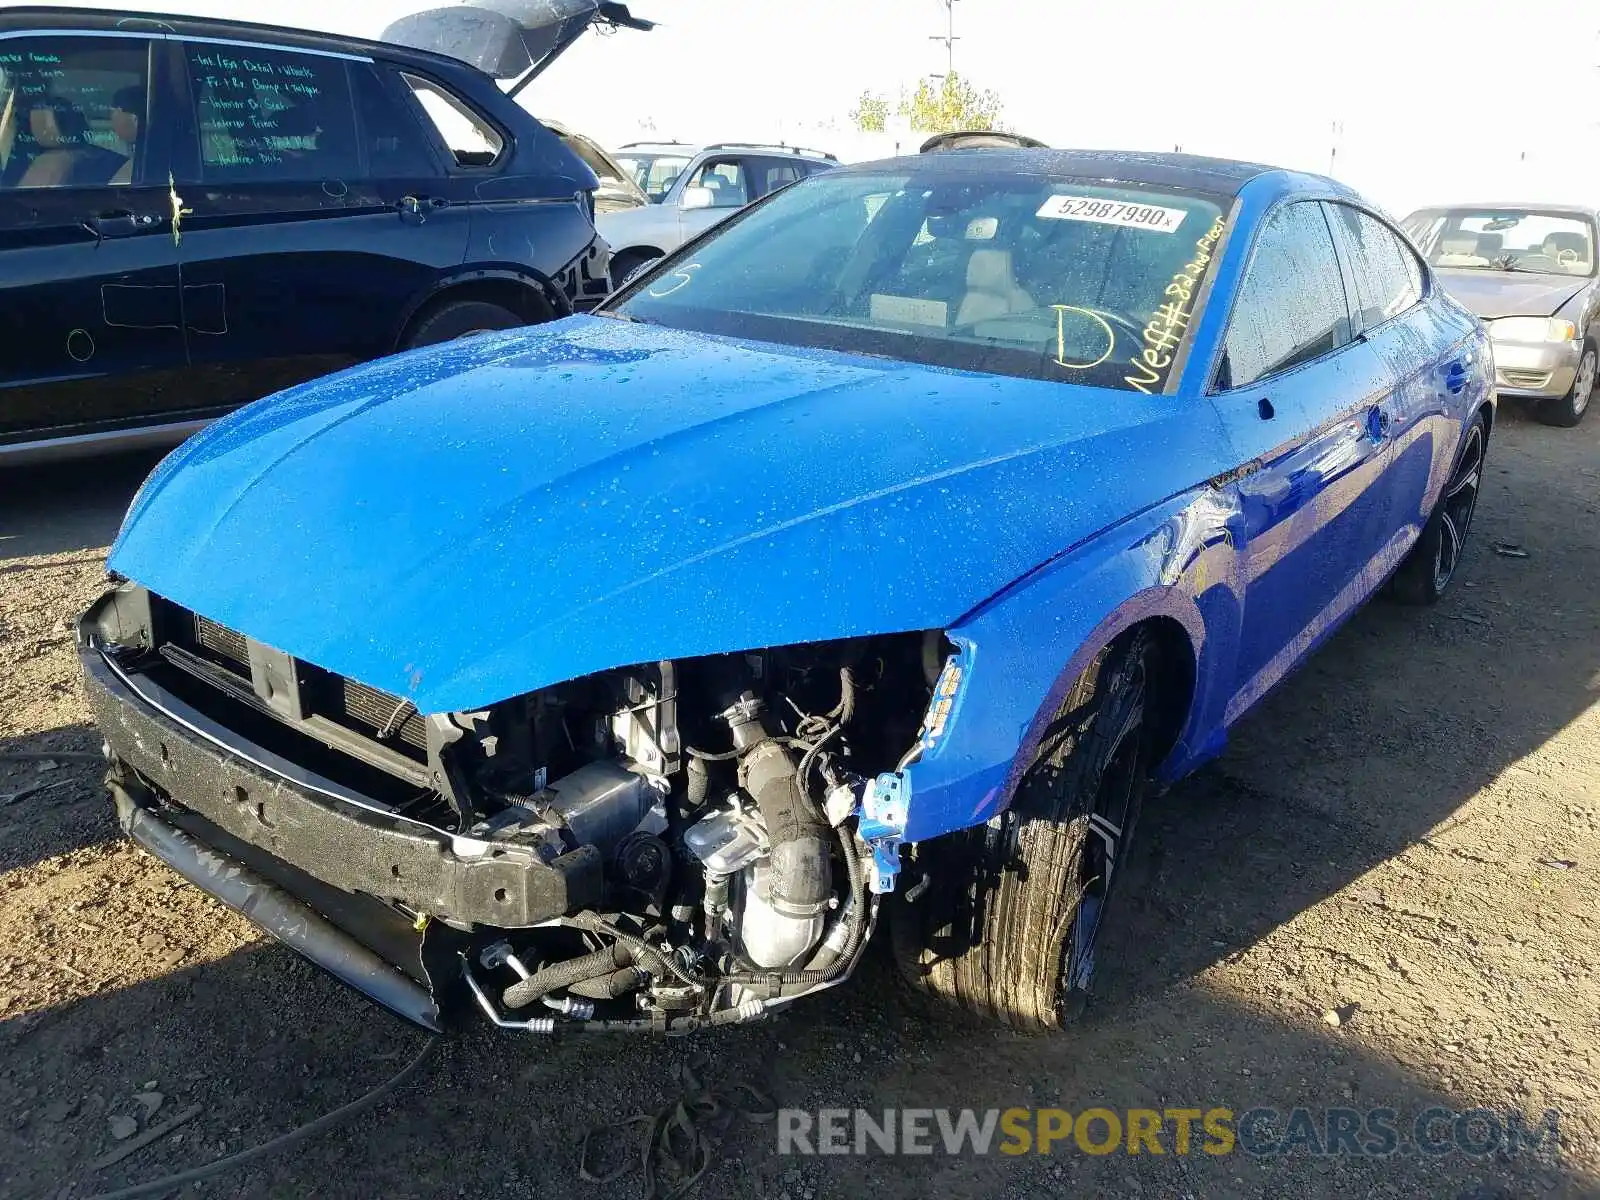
929 0 960 79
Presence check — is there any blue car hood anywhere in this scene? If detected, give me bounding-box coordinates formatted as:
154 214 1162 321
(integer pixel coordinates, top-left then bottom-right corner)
111 316 1212 712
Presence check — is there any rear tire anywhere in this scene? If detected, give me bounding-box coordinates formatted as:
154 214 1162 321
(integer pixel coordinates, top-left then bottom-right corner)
1392 411 1488 605
1537 342 1595 427
402 300 523 349
889 629 1157 1031
609 249 661 290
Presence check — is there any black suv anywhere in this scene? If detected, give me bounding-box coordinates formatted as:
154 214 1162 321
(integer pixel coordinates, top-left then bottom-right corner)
0 3 650 463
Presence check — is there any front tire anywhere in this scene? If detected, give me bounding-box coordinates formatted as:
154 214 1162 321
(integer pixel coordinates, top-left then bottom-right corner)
1392 411 1487 605
1537 342 1595 427
889 629 1157 1031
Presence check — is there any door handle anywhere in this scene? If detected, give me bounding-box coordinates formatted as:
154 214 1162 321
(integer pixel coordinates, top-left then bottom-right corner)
1444 360 1469 394
85 211 159 238
397 196 449 219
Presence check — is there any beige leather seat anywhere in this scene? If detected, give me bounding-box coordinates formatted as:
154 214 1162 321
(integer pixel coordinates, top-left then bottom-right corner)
1434 231 1489 268
956 248 1034 325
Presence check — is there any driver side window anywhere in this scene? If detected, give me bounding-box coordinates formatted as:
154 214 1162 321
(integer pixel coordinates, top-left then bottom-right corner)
1217 201 1353 390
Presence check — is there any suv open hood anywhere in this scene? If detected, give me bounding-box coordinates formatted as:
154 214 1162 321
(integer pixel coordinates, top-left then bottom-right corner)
382 0 653 84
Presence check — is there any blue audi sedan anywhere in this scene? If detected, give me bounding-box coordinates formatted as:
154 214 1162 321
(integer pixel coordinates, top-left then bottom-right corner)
79 151 1493 1035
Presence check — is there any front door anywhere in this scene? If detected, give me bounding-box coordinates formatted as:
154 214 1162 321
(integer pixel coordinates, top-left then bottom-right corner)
167 41 472 411
0 31 191 444
678 154 752 243
1208 199 1399 723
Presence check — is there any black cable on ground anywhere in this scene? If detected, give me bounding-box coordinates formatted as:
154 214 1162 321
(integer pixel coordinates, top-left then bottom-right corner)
80 1036 440 1200
579 1060 775 1200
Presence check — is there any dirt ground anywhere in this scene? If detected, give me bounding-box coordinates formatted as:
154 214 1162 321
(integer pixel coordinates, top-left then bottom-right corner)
1 405 1596 1200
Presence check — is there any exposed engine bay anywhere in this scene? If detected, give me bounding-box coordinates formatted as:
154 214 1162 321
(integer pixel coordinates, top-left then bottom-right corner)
79 584 948 1034
451 636 937 1032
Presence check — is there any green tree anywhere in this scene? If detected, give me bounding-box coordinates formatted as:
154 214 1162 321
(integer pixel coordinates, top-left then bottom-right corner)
898 71 1003 133
849 90 890 133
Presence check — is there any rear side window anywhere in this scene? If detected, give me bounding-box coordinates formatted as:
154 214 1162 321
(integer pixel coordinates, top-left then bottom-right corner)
0 36 150 189
185 43 361 182
1219 201 1352 390
352 65 435 177
400 74 501 168
1326 202 1423 331
748 156 801 198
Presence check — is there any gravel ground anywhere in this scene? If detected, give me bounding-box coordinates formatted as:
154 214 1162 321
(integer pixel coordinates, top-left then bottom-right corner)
1 406 1596 1200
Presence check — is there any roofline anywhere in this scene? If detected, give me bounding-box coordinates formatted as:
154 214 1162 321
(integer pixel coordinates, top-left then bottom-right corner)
832 148 1285 196
0 5 482 73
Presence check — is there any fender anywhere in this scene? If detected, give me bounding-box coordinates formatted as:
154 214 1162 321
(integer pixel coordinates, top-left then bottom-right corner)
897 483 1247 845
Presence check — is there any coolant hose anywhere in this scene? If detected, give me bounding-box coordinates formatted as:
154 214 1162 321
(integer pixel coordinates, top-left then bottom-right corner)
502 943 632 1010
741 739 832 919
569 965 650 999
567 912 701 987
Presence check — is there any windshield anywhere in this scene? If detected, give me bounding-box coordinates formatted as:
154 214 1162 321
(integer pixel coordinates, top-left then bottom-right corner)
1403 209 1596 277
617 152 692 202
607 168 1230 393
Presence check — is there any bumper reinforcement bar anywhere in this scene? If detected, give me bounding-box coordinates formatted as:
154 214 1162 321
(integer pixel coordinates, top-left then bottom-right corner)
108 774 444 1032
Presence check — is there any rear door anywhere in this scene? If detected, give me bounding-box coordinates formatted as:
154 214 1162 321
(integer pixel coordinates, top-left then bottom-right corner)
1324 200 1466 544
168 38 473 410
0 31 189 444
1208 199 1400 722
745 155 804 200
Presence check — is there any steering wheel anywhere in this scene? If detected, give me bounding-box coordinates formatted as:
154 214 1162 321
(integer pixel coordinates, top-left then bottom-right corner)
1556 246 1580 269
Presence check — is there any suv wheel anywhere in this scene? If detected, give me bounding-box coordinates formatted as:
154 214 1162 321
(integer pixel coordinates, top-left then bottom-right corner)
403 300 524 349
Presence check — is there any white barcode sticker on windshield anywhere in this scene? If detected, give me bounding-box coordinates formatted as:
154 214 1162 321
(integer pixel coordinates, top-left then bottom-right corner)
1036 195 1189 233
870 293 948 327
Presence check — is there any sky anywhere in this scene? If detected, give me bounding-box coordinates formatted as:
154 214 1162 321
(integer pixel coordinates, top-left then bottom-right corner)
29 0 1600 215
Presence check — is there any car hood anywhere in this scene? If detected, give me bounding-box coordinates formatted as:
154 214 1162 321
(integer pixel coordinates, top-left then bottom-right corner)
110 317 1219 713
1434 269 1588 319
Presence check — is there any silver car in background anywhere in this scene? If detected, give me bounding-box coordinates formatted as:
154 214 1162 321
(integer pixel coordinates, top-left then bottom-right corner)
1401 204 1598 427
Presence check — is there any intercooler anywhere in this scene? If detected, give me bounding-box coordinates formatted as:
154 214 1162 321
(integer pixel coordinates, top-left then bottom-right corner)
181 606 428 754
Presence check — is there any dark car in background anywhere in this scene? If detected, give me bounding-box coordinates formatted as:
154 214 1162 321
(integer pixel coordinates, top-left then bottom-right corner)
0 1 651 463
1402 203 1599 427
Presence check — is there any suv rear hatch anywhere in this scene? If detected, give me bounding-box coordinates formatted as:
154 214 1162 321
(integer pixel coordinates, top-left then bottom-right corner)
382 0 653 88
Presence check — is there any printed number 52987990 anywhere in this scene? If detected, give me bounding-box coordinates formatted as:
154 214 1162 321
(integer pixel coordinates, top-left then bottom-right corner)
1036 195 1188 233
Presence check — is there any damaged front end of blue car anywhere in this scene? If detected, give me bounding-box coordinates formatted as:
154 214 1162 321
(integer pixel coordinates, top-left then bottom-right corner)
74 314 1046 1032
79 578 961 1033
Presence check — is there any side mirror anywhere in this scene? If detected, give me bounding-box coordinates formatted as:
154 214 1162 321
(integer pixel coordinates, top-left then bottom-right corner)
680 185 715 211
